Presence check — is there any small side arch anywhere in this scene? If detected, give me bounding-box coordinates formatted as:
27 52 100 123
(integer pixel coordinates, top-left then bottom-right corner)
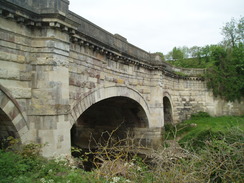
70 85 151 126
163 92 173 124
0 84 29 143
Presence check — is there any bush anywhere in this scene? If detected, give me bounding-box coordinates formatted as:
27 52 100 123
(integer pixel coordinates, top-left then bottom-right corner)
179 129 225 151
196 128 244 182
0 136 20 151
152 126 244 182
0 150 23 182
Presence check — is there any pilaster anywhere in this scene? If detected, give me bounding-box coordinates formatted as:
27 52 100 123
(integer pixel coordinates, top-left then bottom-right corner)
28 26 71 157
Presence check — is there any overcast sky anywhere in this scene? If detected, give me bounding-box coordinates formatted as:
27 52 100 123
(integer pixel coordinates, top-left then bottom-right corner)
69 0 243 54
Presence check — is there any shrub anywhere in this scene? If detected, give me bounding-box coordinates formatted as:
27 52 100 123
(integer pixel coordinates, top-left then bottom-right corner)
179 129 225 151
0 150 33 183
196 128 244 182
20 143 42 158
0 136 20 151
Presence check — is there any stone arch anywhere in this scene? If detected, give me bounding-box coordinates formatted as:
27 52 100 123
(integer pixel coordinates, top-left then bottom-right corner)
70 86 151 148
0 84 29 143
70 85 151 126
163 92 173 124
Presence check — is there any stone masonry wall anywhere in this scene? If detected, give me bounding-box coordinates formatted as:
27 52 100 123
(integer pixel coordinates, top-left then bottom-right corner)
0 18 32 112
163 75 244 123
68 42 156 118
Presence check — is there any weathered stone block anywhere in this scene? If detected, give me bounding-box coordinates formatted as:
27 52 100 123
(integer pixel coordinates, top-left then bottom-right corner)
9 87 31 99
20 71 32 81
34 116 57 130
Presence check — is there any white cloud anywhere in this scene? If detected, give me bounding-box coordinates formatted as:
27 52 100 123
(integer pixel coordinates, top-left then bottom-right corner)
69 0 243 54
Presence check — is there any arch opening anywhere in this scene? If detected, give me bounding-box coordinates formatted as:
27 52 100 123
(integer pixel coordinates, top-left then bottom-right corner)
0 85 29 147
71 96 149 149
0 108 18 138
0 108 19 149
163 96 173 124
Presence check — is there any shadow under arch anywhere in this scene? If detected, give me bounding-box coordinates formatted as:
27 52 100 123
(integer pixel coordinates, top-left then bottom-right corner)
163 92 173 124
70 86 151 149
70 85 151 126
0 84 29 143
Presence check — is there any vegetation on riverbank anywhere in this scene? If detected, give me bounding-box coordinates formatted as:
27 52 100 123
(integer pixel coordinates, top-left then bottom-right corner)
1 114 243 183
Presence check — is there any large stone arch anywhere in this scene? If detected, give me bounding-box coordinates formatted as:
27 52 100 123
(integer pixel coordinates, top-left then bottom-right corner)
163 92 173 124
70 85 151 148
70 85 151 126
0 84 29 143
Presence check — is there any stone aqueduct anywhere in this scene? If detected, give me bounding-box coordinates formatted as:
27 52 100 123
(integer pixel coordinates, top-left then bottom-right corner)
0 0 243 156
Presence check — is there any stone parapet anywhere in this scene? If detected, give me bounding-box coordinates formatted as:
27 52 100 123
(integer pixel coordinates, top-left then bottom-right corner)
2 0 69 15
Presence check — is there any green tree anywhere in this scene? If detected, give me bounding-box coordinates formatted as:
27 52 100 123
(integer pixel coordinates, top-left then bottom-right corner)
189 46 201 58
206 44 244 101
232 43 244 75
172 47 184 60
200 45 212 63
221 16 244 48
181 46 190 58
205 17 244 101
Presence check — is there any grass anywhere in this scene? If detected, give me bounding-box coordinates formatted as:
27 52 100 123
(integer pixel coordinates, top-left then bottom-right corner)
165 113 244 151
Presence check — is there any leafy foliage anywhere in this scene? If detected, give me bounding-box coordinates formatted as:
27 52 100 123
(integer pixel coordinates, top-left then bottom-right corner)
206 43 244 101
0 149 107 183
221 16 244 47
